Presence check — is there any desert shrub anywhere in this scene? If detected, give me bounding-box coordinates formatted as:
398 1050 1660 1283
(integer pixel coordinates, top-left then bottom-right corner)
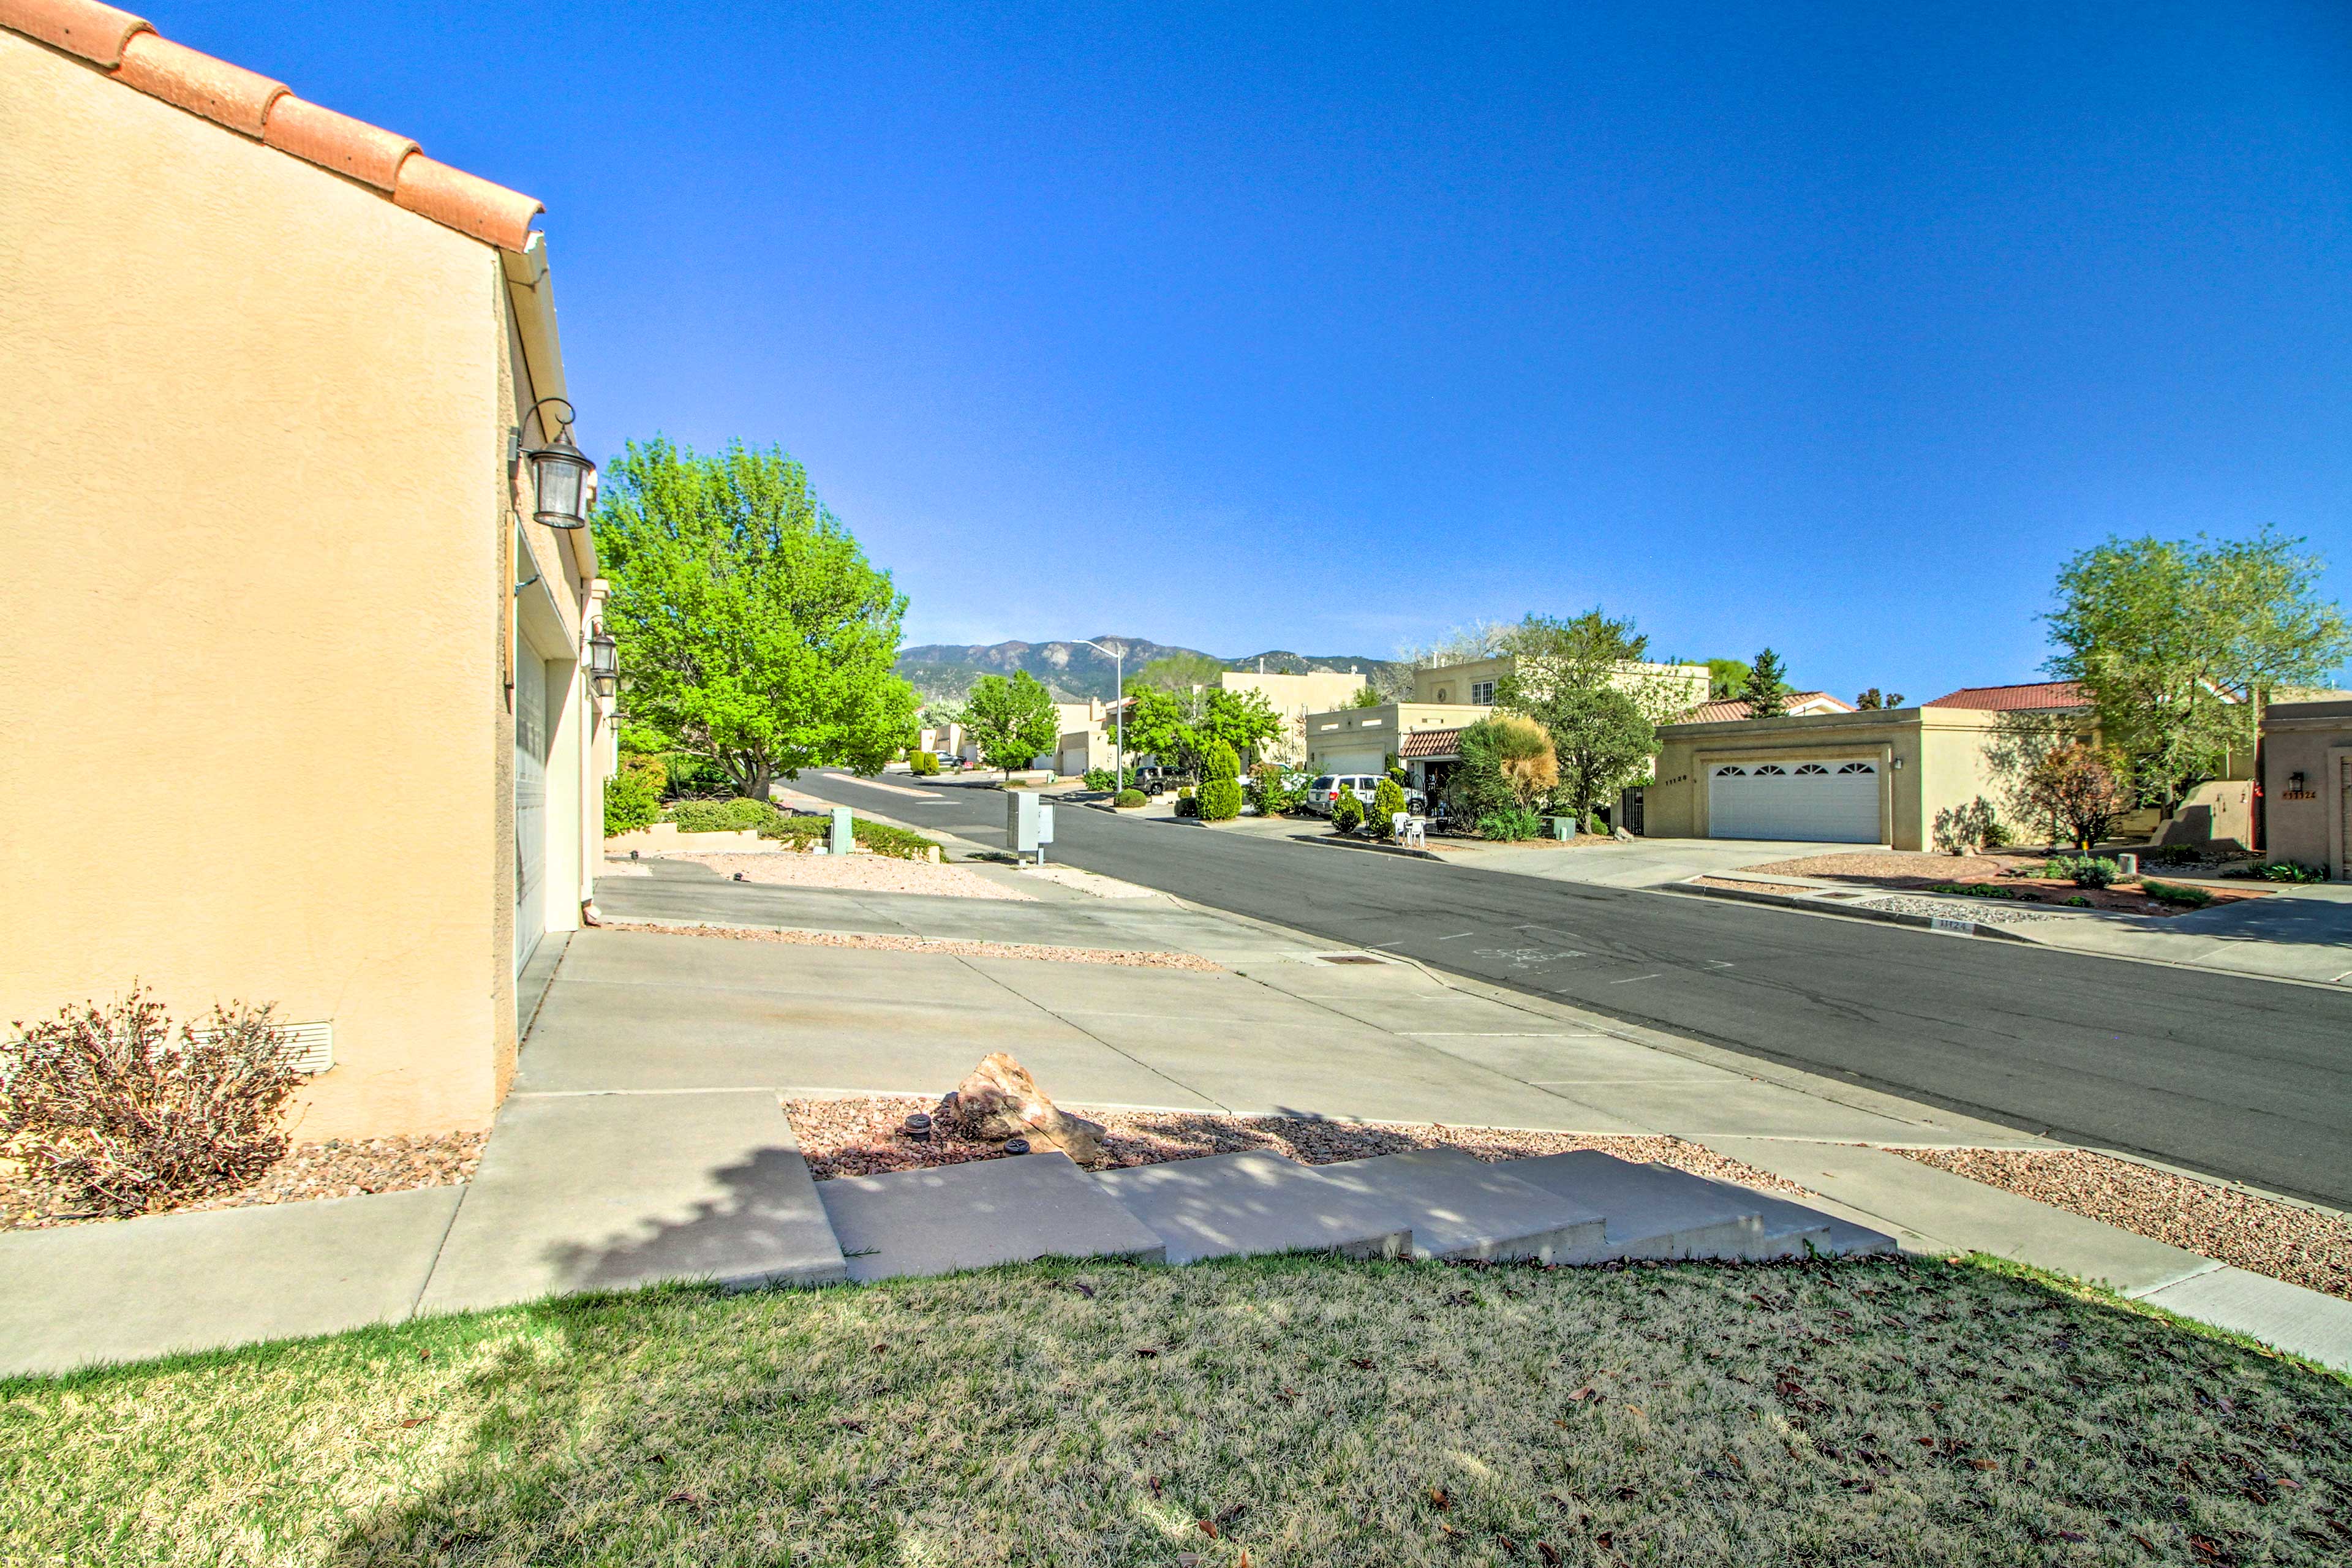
1925 882 2034 900
1198 779 1243 821
2019 744 2135 850
620 751 668 791
1114 790 1146 808
909 750 940 777
2067 856 2122 889
1246 763 1298 816
1477 807 1544 842
2251 860 2327 883
1082 767 1120 793
603 769 660 836
1980 818 2013 848
0 988 301 1216
666 797 777 834
2143 879 2212 908
1368 777 1407 840
1330 793 1364 834
2066 894 2092 907
1931 796 2003 857
663 754 731 799
1448 715 1558 823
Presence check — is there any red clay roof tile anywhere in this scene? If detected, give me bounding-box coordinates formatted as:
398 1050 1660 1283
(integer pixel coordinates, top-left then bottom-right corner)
1922 681 2088 711
115 28 284 136
1400 728 1465 759
393 152 542 252
4 0 145 66
1684 691 1852 724
263 94 415 191
1 0 541 251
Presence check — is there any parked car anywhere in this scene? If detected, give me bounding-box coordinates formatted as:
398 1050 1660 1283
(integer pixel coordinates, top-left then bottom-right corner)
1305 774 1428 818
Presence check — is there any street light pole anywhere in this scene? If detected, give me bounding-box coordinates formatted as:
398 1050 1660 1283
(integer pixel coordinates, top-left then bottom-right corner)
1075 639 1124 787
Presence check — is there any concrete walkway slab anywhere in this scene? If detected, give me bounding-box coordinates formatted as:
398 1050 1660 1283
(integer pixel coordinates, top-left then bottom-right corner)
1702 1139 2208 1291
2130 1265 2352 1371
817 1152 1167 1282
1093 1152 1412 1264
418 1090 846 1316
1501 1150 1829 1260
1314 1148 1605 1262
0 1186 459 1379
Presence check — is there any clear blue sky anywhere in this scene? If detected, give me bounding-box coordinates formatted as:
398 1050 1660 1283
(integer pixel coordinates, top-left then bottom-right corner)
174 2 2351 698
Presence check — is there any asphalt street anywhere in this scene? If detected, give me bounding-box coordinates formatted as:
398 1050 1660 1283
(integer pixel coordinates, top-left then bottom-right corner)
791 772 2352 1210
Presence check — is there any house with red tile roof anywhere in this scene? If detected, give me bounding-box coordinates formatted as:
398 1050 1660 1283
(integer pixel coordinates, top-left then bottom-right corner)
1 0 614 1139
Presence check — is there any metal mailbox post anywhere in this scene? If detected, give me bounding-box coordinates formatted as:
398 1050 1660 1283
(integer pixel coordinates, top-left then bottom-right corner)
1007 790 1055 865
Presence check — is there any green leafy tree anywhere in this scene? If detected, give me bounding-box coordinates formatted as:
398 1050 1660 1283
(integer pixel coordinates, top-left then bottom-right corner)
1855 687 1906 710
1120 687 1192 771
2200 529 2352 768
1200 687 1283 763
1134 653 1224 706
960 671 1060 771
596 438 918 798
1348 685 1385 709
1538 688 1655 818
1706 658 1751 700
1742 649 1790 718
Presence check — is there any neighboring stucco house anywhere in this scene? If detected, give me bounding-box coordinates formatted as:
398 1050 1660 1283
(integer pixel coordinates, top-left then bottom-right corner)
1638 682 2090 848
1685 691 1856 723
1 1 613 1139
2260 698 2352 876
1306 703 1490 781
1222 669 1368 768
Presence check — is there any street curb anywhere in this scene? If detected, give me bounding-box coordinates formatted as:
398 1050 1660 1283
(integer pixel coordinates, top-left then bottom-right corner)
1675 878 2036 943
1295 834 1447 863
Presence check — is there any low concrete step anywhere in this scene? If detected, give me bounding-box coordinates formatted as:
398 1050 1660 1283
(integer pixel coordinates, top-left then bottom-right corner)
1499 1151 1892 1260
1311 1148 1605 1262
1497 1150 1820 1261
818 1152 1167 1283
1094 1151 1413 1264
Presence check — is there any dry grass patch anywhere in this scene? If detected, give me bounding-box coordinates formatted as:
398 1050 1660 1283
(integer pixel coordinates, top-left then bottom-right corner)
4 1256 2349 1566
1895 1148 2352 1303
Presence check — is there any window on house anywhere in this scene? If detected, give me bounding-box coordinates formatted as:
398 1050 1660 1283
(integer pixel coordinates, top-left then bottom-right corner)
1755 764 1787 775
1795 764 1828 775
1471 680 1495 704
1715 766 1746 777
1837 761 1875 774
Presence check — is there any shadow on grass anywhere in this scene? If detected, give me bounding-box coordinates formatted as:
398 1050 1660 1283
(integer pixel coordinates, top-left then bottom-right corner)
297 1253 2352 1568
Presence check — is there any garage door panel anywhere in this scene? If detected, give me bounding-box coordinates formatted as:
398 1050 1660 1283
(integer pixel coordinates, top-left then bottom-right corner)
1708 758 1879 843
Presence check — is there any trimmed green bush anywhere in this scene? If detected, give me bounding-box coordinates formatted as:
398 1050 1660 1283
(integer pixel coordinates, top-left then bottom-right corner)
909 750 940 777
1368 777 1406 840
603 771 660 836
1477 808 1544 842
750 813 938 860
2251 860 2327 883
1114 790 1146 808
1082 767 1120 793
1198 779 1243 821
1330 793 1363 834
665 797 777 834
2142 879 2212 909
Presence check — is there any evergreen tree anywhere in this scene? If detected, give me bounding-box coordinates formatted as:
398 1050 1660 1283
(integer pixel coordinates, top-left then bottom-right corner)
1743 649 1789 718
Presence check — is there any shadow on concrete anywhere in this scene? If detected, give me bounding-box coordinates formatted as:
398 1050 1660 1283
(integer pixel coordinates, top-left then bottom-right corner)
532 1143 846 1298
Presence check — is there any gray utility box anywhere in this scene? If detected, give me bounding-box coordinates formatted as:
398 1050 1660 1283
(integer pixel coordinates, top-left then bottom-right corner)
830 806 854 856
1007 790 1055 856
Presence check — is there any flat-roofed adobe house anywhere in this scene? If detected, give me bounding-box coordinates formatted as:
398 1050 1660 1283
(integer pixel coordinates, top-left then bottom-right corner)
0 0 615 1139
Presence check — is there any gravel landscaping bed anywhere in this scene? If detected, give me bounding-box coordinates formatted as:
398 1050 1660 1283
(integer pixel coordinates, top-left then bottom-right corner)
1853 894 2060 925
1894 1147 2352 1302
608 919 1221 971
785 1093 1814 1196
1 1131 488 1232
667 851 1034 900
1743 851 2267 917
1749 851 2018 884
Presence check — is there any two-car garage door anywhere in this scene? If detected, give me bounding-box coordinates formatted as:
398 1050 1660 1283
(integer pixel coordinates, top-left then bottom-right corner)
1708 758 1881 843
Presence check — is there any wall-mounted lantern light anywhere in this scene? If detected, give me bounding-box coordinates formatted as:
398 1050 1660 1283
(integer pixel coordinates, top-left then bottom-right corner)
2289 771 2307 793
587 620 619 698
518 397 594 529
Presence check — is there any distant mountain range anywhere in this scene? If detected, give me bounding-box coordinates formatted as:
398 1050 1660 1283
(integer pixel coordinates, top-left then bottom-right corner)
895 638 1406 704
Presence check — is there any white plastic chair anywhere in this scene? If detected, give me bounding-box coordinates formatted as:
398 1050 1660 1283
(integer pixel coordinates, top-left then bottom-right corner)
1396 812 1424 848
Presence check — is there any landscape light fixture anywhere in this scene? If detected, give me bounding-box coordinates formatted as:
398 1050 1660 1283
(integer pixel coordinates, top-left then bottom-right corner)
518 397 594 529
586 620 619 698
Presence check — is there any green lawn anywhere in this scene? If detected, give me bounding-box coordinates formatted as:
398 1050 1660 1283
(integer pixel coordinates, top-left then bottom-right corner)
4 1256 2347 1566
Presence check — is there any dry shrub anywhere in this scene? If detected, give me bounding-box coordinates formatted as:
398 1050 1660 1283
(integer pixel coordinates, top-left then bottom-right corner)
1 986 301 1216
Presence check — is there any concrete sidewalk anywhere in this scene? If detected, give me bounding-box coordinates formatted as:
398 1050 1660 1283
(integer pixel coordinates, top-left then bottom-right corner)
7 865 2347 1379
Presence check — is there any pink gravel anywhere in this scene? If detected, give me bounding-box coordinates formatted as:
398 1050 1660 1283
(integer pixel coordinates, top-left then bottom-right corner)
607 919 1222 971
785 1093 1814 1197
1894 1146 2352 1303
671 852 1035 901
1 1131 487 1231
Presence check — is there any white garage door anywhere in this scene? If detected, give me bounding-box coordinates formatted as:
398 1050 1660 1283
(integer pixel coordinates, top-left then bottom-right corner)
514 646 548 975
1708 759 1880 843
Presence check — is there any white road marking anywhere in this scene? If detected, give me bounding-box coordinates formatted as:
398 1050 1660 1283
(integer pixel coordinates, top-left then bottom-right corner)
1367 940 1404 949
1609 973 1663 984
1437 932 1476 941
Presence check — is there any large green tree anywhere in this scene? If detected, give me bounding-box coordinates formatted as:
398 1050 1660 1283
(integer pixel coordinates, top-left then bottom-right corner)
2045 529 2349 808
595 438 918 799
960 672 1061 770
1742 649 1790 718
1199 687 1283 764
1535 688 1654 818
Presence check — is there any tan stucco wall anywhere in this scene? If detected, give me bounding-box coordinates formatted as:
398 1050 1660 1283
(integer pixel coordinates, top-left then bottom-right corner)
2261 701 2352 875
1303 702 1488 776
0 35 575 1138
1220 670 1367 765
1414 658 1514 705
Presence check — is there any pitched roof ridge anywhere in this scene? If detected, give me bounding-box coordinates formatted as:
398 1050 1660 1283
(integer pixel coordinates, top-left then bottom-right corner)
1 0 541 250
